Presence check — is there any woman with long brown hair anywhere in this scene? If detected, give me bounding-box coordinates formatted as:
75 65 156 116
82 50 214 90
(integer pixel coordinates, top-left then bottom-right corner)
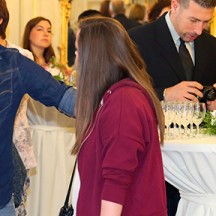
22 17 75 216
73 17 166 216
22 16 55 65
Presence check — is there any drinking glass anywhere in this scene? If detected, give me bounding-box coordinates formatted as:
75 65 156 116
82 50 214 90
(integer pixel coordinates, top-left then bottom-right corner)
171 101 180 138
192 102 206 136
161 101 174 139
176 101 194 138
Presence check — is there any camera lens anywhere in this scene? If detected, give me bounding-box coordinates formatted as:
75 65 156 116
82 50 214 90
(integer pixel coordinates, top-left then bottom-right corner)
200 86 216 102
206 89 216 101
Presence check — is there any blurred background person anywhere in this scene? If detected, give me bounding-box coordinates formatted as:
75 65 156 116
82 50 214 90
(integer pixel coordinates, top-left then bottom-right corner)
100 0 111 17
148 0 171 22
78 9 102 22
67 21 76 67
128 3 146 25
109 0 140 31
22 16 76 216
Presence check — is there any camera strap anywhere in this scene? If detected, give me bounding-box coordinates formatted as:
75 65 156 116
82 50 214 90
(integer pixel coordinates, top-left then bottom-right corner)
64 158 77 208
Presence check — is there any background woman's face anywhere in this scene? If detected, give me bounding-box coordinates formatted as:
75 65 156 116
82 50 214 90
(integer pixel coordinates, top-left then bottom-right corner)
29 20 52 50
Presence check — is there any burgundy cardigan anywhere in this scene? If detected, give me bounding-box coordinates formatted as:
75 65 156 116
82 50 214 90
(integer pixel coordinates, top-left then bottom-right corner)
77 79 167 216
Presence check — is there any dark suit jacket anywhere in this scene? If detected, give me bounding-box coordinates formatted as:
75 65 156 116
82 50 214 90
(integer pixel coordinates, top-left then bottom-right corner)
67 27 76 67
129 14 216 100
114 14 141 31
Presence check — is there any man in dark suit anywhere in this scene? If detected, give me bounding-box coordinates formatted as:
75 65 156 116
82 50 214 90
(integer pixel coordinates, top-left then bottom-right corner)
129 0 216 215
109 0 140 31
129 0 216 107
67 23 76 67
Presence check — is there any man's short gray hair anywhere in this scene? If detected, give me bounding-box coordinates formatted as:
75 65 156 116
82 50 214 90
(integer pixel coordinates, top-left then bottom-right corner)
110 0 125 14
179 0 216 8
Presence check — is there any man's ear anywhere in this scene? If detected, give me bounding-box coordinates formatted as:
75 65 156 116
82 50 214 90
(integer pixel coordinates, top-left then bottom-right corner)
171 0 179 12
0 18 3 25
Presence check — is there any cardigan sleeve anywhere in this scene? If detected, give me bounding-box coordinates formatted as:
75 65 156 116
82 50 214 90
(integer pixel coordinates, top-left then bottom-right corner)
99 87 154 205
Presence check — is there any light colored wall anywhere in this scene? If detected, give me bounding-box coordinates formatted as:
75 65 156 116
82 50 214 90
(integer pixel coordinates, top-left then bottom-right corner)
6 0 153 59
70 0 101 31
6 0 97 58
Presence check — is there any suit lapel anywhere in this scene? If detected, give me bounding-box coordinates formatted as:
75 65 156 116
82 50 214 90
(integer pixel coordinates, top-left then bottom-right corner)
155 15 187 81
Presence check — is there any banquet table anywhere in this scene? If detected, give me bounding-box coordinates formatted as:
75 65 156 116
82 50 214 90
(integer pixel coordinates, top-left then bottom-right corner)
26 98 76 216
161 134 216 216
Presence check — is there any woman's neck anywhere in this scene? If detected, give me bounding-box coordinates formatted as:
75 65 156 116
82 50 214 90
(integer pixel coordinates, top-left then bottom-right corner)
36 56 47 66
31 46 46 66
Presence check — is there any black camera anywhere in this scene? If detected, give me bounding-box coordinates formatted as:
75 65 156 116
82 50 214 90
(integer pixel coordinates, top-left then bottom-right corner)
199 86 216 103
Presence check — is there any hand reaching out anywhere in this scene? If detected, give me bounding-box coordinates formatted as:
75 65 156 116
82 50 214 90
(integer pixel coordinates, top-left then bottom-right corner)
165 81 203 102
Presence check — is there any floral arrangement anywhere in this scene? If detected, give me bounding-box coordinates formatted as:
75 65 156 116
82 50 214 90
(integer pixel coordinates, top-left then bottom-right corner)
202 111 216 135
48 56 73 86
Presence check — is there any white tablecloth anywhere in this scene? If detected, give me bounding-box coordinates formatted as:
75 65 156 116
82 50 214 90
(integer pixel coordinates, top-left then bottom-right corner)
162 135 216 216
26 98 76 216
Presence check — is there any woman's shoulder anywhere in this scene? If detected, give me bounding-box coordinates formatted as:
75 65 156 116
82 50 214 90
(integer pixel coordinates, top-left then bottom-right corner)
102 79 150 114
108 79 147 99
6 40 34 60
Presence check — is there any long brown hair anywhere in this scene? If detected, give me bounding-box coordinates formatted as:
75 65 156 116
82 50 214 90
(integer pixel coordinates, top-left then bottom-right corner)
73 17 164 154
22 16 55 63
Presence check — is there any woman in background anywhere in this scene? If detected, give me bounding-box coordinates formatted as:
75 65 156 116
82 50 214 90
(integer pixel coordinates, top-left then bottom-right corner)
22 16 76 216
23 17 60 75
73 17 167 216
23 16 70 82
148 0 171 22
128 3 146 24
99 0 111 17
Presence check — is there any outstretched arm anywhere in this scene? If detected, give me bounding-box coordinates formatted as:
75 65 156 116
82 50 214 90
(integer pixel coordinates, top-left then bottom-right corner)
58 87 77 117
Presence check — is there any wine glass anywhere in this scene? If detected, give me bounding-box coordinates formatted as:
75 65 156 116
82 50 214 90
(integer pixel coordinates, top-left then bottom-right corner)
176 101 194 138
161 101 174 139
192 102 206 137
171 101 181 138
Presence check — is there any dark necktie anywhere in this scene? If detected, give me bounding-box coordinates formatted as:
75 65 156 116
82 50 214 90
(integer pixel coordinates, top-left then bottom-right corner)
179 38 194 81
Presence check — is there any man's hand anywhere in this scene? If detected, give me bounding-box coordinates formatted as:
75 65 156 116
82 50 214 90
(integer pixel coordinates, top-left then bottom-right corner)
206 83 216 111
165 81 203 101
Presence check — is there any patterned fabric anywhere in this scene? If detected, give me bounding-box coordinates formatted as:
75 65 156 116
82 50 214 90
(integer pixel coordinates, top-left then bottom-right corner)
6 41 35 216
7 41 36 169
13 95 37 169
15 176 30 216
12 96 34 216
12 144 27 208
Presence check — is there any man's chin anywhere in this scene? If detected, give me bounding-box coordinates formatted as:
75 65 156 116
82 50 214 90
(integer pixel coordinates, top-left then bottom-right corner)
185 35 198 42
